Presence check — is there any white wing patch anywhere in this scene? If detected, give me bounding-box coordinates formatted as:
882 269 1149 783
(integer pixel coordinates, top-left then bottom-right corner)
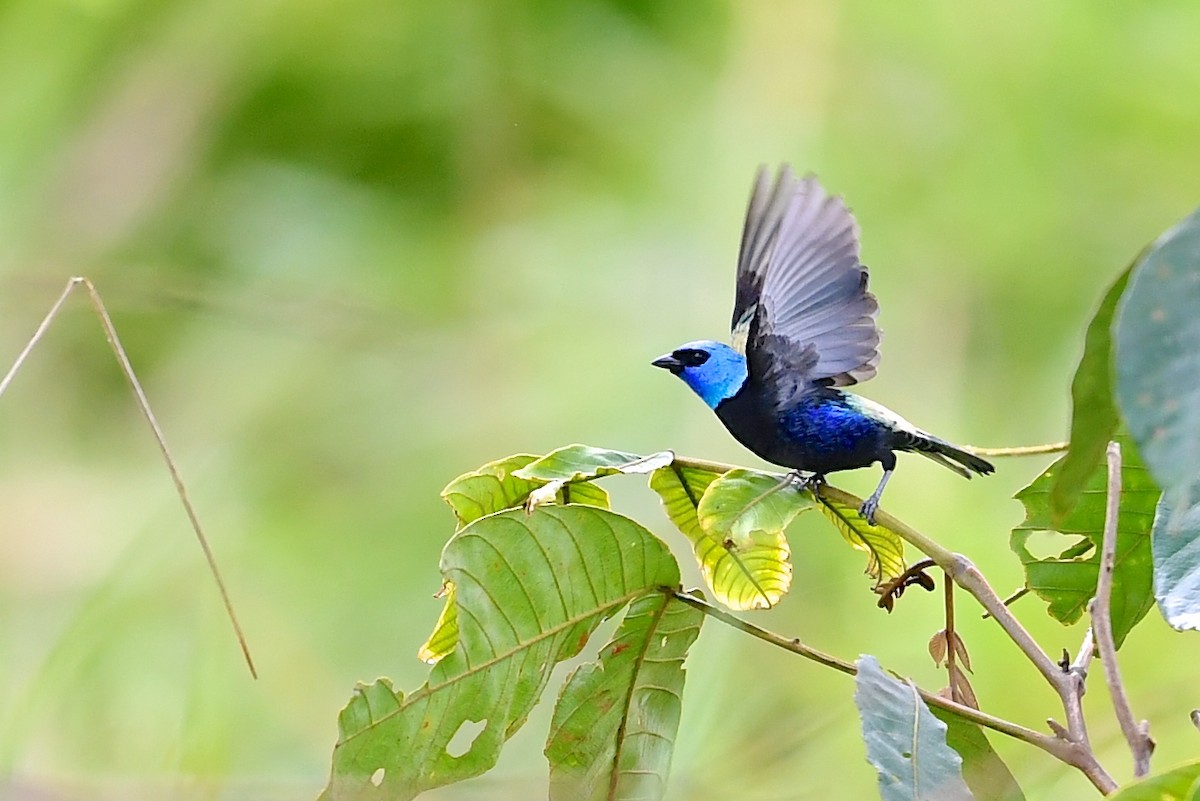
731 304 757 354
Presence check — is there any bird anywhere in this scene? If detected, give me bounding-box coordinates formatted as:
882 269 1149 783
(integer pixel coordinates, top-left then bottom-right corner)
652 165 993 524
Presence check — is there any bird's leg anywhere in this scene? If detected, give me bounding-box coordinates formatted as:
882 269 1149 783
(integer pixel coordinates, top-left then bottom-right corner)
859 456 896 525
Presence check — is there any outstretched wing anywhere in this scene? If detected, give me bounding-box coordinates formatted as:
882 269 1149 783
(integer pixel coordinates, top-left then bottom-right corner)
731 166 880 408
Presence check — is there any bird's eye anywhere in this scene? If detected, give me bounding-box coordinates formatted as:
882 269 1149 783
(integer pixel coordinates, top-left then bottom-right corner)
676 349 710 367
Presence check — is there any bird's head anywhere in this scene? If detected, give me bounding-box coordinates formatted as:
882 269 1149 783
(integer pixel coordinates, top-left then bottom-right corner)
651 340 747 409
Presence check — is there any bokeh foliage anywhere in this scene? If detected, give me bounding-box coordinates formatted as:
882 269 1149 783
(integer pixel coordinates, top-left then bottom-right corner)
2 1 1200 799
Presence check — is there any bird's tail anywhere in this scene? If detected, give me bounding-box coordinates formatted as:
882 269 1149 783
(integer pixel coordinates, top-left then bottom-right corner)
908 434 995 479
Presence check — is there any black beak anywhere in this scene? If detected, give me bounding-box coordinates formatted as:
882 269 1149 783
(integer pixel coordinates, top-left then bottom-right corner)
652 354 683 375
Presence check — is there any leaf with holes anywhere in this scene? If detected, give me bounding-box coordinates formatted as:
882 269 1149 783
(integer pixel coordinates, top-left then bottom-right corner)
441 453 609 528
1011 431 1158 647
815 489 906 584
689 468 800 610
514 444 671 510
855 655 974 801
1051 265 1132 522
320 506 680 801
545 592 703 801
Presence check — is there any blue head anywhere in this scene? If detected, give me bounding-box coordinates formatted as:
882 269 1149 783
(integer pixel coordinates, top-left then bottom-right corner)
652 340 748 409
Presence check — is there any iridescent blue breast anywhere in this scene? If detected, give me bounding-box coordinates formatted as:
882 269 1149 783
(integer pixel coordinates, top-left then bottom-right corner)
776 394 887 465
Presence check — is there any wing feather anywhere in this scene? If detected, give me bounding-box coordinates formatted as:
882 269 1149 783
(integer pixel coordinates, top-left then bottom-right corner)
733 167 881 407
731 165 801 352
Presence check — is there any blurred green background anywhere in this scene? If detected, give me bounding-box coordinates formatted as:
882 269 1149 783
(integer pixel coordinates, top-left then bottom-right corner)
1 1 1199 799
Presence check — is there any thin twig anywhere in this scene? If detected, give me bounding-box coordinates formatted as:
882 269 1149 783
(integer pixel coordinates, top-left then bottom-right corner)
0 277 256 678
964 442 1069 457
1092 440 1153 777
981 586 1029 620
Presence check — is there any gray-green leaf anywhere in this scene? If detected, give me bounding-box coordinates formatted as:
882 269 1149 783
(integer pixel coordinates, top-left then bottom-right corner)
1115 208 1200 498
1152 479 1200 631
855 655 974 801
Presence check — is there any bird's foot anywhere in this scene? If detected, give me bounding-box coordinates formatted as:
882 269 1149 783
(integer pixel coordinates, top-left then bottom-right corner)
786 471 824 497
859 496 880 526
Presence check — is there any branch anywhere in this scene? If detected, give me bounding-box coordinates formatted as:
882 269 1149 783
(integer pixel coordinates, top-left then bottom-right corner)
674 457 1063 689
668 589 1073 758
670 455 1117 793
1092 440 1154 777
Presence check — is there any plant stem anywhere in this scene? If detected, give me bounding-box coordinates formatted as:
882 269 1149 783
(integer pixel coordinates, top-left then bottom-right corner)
1092 440 1154 777
670 590 1081 763
964 442 1069 457
943 572 960 704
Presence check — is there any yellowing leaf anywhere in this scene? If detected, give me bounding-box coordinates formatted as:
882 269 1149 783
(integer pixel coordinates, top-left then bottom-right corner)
417 582 457 664
816 491 906 584
689 468 802 610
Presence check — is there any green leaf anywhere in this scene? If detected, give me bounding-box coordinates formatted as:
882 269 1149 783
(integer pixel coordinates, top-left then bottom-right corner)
545 592 703 801
931 708 1025 801
1051 265 1131 522
1011 431 1158 647
1116 208 1200 496
322 506 680 801
416 582 458 665
1151 479 1200 631
441 454 543 526
854 655 974 801
816 490 907 584
441 453 609 527
514 444 669 511
515 444 674 483
693 468 800 610
1106 760 1200 801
